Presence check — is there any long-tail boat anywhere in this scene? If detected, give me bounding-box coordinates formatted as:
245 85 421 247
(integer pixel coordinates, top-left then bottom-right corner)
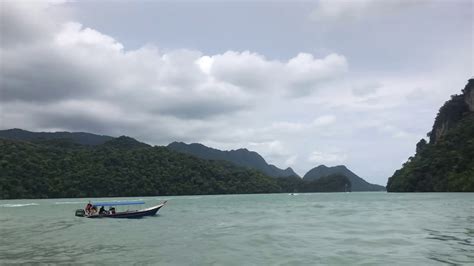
75 200 166 219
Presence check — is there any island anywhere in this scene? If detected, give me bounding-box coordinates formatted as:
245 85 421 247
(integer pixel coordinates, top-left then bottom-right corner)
387 79 474 192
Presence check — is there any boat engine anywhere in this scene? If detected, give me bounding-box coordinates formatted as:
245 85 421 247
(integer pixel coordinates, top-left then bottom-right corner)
75 209 85 217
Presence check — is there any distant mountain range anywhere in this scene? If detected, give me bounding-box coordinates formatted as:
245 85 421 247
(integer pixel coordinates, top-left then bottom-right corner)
168 142 384 191
303 165 385 191
0 133 353 199
168 142 298 178
0 128 113 146
0 136 284 199
0 128 385 193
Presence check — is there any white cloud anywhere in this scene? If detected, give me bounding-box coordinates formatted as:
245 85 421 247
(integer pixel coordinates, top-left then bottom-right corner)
0 0 471 186
352 82 381 96
0 1 67 47
378 124 418 140
308 150 348 165
0 1 349 173
56 22 124 51
248 140 288 158
311 115 336 127
207 51 347 96
267 115 337 136
285 155 298 166
1 1 348 121
209 51 278 90
196 55 213 75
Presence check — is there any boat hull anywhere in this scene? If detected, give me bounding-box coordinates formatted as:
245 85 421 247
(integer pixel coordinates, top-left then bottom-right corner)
86 203 165 219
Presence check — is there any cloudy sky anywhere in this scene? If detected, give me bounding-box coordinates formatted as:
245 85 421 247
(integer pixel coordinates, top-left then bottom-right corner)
1 0 472 185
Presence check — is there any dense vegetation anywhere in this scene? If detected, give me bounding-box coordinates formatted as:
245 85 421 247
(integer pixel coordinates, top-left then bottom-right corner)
0 137 351 199
303 165 385 191
387 114 474 192
0 128 113 146
167 142 384 191
278 174 351 193
387 79 474 192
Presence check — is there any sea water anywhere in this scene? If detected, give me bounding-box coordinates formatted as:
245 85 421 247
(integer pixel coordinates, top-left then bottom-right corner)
0 193 473 265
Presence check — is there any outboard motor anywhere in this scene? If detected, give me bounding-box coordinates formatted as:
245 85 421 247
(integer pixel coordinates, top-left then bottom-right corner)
75 209 85 217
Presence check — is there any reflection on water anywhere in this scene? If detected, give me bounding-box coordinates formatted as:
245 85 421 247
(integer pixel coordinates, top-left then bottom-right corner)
0 193 473 264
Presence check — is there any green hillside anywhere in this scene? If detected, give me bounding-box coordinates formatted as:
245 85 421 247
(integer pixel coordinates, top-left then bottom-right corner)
0 137 350 199
387 79 474 192
303 165 385 191
0 128 113 145
168 142 298 178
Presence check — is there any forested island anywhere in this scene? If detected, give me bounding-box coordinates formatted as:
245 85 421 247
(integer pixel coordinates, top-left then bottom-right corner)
0 134 355 199
387 79 474 192
168 142 383 191
303 165 384 191
6 76 472 199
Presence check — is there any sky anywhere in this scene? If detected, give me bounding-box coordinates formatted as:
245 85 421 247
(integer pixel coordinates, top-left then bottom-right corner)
0 0 473 185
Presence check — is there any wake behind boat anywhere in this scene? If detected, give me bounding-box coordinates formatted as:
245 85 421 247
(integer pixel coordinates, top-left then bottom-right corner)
75 200 166 219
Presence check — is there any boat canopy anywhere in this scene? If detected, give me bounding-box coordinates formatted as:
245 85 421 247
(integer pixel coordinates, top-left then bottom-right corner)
92 201 145 207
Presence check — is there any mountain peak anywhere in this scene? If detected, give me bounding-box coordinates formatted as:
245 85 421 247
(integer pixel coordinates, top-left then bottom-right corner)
304 164 384 191
334 165 349 170
314 164 328 169
0 128 114 146
103 136 150 149
167 142 299 178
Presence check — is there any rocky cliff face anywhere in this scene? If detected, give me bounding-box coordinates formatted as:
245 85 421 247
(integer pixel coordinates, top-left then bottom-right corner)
464 79 474 111
387 78 474 192
431 120 450 144
429 79 473 144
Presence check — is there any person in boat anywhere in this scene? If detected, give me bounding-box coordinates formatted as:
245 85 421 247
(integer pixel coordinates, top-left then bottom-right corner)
99 206 107 215
109 207 116 214
89 206 97 215
85 201 92 215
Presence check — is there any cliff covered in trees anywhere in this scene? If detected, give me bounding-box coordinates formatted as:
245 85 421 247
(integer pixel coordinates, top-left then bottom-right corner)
303 165 384 191
0 136 351 199
387 79 474 192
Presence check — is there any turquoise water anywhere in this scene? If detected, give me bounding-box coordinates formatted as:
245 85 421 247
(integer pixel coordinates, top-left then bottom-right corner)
1 193 473 265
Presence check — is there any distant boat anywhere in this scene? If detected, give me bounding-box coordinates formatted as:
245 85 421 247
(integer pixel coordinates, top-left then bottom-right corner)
75 200 166 219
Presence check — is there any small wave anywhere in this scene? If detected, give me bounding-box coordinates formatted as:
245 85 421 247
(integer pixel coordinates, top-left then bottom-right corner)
1 203 39 208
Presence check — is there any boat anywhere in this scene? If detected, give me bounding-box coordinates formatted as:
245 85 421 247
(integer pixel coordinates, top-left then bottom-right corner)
75 200 166 219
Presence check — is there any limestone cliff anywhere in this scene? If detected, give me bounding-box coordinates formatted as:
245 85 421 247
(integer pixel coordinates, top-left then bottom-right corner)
429 79 473 144
464 79 474 111
387 79 474 192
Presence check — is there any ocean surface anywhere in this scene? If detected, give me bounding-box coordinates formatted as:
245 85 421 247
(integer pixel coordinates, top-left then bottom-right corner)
0 193 473 265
